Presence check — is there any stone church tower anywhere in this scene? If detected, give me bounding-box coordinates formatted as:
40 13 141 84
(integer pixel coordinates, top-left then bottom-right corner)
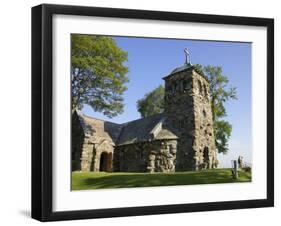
163 49 217 171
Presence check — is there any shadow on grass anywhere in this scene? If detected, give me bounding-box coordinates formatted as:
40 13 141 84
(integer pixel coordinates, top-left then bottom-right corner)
72 169 251 190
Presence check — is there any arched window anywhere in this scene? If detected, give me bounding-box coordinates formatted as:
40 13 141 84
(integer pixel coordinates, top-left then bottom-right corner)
175 81 179 92
203 147 209 165
173 83 178 93
140 150 144 160
179 80 183 92
166 85 172 93
203 109 207 117
198 80 202 94
203 84 208 97
183 80 187 92
179 119 185 129
171 83 175 93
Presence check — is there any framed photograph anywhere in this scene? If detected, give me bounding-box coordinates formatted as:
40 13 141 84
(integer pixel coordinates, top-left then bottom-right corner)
32 4 274 221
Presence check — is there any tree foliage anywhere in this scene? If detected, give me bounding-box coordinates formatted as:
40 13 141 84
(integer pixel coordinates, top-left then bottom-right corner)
71 34 129 117
194 64 237 154
137 85 165 118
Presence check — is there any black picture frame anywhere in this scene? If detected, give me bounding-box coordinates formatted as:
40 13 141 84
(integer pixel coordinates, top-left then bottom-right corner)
31 3 274 222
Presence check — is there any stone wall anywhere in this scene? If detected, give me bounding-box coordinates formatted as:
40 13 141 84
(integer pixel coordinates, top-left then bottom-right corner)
192 70 217 169
113 139 177 173
72 111 117 172
80 137 94 171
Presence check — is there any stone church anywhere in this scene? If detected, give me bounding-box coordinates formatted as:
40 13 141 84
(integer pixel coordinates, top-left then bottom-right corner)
72 50 218 173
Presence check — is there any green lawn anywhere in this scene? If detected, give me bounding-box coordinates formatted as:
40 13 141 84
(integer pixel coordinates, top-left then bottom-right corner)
71 168 251 190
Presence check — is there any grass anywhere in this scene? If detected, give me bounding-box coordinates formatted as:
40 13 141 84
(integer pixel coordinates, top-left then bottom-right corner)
71 168 251 190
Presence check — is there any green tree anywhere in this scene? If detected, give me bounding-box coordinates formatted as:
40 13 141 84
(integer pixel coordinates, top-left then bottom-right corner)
137 85 165 118
194 64 237 154
71 34 129 118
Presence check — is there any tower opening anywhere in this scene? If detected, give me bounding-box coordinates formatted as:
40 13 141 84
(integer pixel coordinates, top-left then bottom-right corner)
203 147 209 168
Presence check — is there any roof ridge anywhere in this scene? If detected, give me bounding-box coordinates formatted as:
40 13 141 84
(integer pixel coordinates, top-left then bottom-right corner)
149 116 166 138
81 113 122 125
115 124 126 144
121 112 165 125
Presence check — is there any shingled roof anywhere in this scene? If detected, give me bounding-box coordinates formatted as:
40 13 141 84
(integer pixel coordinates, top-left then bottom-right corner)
117 113 177 145
74 110 178 146
75 111 123 144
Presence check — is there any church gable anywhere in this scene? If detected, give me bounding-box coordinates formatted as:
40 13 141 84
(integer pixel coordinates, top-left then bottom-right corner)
72 111 119 172
73 110 122 145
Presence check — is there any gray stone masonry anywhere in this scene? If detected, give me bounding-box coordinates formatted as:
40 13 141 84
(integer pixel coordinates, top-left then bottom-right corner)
163 66 217 170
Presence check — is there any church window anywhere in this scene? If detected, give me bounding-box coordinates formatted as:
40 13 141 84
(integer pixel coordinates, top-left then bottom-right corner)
203 147 209 163
175 81 179 92
166 85 171 93
179 119 184 129
183 80 187 91
169 144 176 154
203 109 207 117
198 80 202 94
140 150 144 159
179 80 183 92
173 83 177 93
203 84 208 97
171 83 174 93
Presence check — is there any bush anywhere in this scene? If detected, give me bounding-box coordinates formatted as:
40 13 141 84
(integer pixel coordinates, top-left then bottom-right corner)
243 167 251 173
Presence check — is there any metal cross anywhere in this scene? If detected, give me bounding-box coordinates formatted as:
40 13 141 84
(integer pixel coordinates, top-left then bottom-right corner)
184 48 190 64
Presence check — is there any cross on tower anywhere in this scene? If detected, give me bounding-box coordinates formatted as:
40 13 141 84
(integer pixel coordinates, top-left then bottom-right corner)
184 48 190 65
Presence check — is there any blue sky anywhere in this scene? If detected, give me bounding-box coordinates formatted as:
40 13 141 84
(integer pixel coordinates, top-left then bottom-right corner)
82 36 252 168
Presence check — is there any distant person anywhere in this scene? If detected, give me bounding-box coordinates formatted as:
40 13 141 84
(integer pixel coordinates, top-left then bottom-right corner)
238 156 243 168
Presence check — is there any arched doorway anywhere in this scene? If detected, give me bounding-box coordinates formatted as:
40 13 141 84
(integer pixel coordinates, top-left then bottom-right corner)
203 147 209 169
99 152 112 172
